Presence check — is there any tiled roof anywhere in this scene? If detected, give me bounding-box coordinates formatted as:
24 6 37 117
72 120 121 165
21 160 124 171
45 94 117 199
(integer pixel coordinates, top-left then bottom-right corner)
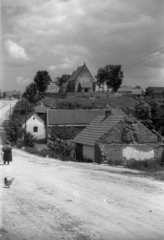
80 82 92 88
47 109 106 126
153 89 164 94
34 105 48 113
132 89 143 95
63 63 94 92
147 87 164 91
73 109 125 146
117 87 133 92
68 66 83 82
6 90 21 96
21 112 44 126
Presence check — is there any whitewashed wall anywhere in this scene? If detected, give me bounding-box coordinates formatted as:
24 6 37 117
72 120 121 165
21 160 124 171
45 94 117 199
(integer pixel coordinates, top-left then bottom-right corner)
83 145 94 161
22 113 45 140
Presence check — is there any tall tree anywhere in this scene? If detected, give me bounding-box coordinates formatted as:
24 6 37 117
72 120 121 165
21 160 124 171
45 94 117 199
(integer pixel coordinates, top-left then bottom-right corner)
56 74 70 87
95 65 123 91
22 83 37 103
34 70 52 93
134 100 153 129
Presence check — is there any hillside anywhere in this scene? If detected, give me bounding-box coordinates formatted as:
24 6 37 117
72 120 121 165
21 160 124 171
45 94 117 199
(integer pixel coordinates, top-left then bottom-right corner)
41 94 138 113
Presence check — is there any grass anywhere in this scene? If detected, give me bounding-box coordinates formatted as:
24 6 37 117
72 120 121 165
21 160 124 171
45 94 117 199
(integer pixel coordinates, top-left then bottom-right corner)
41 94 138 113
123 161 164 181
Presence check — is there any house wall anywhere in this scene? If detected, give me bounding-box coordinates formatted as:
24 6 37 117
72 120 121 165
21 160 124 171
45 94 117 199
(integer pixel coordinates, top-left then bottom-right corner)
22 114 45 140
97 143 159 164
95 116 159 164
75 68 93 92
83 145 94 161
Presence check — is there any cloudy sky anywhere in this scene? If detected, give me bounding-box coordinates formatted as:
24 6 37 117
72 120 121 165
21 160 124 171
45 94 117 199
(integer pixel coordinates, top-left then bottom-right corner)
1 0 164 92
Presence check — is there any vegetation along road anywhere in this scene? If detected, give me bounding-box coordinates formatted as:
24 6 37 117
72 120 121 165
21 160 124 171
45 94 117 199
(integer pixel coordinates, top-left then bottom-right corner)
0 100 164 240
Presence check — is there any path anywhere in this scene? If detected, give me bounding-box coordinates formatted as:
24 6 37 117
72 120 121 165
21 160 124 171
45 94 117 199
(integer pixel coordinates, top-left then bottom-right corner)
0 100 164 240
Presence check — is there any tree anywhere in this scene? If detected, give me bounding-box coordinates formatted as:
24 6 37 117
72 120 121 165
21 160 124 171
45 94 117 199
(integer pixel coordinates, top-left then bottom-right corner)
3 91 6 98
95 65 123 92
56 74 70 87
34 71 52 93
3 118 23 143
134 100 153 129
22 83 37 103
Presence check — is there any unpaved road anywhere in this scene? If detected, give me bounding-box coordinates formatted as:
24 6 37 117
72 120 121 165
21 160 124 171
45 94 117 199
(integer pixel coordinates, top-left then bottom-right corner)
0 101 164 240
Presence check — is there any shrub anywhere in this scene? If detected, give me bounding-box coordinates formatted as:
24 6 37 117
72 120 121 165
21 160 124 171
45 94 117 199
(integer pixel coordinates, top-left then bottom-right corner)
3 119 23 143
24 147 39 155
24 132 36 147
47 139 74 161
125 160 163 171
50 125 79 140
16 139 24 148
38 148 57 158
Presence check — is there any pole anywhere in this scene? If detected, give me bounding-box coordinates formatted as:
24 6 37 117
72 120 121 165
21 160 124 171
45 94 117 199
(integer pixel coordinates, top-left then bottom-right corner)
24 105 27 146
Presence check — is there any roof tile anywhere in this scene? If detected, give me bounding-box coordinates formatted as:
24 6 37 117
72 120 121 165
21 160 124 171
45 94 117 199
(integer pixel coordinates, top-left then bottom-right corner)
73 109 125 146
47 110 106 126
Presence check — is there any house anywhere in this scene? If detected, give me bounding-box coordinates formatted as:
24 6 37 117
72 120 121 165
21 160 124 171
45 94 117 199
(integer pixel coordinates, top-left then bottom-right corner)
46 82 59 93
132 88 144 97
46 109 106 139
73 109 160 163
146 87 164 98
6 90 21 99
21 112 45 140
63 63 95 93
117 86 144 97
117 86 133 95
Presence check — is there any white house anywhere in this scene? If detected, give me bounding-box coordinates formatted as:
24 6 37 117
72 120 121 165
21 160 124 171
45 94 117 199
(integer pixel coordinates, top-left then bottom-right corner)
21 112 45 140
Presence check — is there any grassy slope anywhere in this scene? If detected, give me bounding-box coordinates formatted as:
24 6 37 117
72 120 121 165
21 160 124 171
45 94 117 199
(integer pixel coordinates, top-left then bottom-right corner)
41 95 138 113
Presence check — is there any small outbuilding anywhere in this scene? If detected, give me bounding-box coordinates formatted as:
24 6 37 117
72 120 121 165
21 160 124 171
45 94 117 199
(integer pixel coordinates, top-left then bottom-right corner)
73 109 160 164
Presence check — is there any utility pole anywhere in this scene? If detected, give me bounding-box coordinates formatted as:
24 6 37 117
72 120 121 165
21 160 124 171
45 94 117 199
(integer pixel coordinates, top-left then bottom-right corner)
10 104 11 116
24 104 27 146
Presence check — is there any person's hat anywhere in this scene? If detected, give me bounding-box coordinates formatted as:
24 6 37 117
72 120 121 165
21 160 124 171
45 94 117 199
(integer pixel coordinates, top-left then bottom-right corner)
6 140 9 144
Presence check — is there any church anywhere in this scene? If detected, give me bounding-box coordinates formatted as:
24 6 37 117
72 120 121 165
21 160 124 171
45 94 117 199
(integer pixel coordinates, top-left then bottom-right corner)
63 63 95 93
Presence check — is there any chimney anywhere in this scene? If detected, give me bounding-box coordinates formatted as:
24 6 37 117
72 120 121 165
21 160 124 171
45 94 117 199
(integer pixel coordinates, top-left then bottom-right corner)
105 104 112 118
105 109 112 118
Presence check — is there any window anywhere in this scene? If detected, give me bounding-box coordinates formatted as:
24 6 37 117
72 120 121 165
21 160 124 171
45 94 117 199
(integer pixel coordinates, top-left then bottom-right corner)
33 126 38 132
85 88 88 92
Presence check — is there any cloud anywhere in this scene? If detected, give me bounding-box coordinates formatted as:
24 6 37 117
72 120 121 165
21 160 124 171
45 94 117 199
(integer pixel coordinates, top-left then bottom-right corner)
4 39 32 65
16 76 31 85
47 65 56 71
2 0 164 88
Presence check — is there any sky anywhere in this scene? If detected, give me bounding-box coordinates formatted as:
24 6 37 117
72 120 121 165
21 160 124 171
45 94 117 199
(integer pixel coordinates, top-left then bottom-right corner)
0 0 164 92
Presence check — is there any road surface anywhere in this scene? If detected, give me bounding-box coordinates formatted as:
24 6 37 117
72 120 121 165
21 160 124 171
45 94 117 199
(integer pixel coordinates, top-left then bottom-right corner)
0 100 164 240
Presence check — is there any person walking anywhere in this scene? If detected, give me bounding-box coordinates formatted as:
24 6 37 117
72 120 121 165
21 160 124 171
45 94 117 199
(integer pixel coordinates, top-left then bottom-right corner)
2 140 12 165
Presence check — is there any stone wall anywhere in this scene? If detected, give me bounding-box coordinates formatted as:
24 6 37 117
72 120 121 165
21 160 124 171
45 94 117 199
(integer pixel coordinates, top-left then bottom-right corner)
97 143 160 165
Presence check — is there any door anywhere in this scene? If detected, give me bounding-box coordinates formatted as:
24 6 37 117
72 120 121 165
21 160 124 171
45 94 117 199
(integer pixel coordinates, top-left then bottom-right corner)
76 143 83 161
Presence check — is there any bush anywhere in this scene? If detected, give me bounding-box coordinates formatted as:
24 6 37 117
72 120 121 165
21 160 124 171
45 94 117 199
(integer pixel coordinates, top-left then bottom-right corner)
50 125 79 140
47 139 74 161
24 147 39 155
24 132 36 147
16 139 24 148
3 119 23 143
38 148 58 158
125 160 163 171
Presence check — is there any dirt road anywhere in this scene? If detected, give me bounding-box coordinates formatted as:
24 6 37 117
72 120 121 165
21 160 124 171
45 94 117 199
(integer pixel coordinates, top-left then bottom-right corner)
0 101 164 240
